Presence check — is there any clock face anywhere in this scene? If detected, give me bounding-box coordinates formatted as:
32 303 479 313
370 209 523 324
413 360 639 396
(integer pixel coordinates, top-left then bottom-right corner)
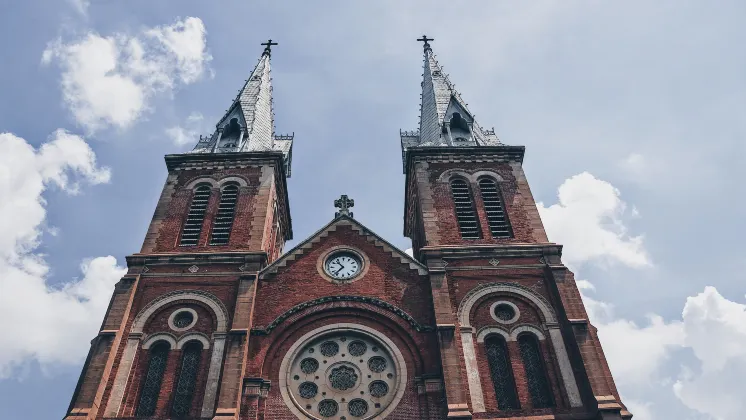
324 252 362 280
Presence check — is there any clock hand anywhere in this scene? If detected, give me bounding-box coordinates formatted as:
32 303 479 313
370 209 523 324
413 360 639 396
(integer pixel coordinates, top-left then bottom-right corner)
334 262 345 275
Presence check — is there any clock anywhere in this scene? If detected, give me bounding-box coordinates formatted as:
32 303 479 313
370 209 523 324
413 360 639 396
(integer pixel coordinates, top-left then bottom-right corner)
324 251 362 280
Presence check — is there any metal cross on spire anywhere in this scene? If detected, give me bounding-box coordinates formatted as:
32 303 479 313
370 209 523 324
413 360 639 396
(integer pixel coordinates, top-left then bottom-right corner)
334 195 354 218
417 34 434 52
261 39 278 56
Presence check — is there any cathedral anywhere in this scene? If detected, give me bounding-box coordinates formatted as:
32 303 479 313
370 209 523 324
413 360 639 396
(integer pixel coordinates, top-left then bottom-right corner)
65 38 631 420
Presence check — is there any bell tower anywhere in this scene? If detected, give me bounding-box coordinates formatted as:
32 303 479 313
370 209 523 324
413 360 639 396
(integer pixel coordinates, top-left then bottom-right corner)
402 37 632 419
64 41 293 420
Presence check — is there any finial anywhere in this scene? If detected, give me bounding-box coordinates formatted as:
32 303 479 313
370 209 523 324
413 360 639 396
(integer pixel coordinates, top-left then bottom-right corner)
261 39 278 56
417 34 434 52
334 194 354 218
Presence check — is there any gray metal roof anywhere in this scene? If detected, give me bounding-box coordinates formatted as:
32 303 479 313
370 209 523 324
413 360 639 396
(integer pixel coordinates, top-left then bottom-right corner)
190 50 293 175
401 45 502 166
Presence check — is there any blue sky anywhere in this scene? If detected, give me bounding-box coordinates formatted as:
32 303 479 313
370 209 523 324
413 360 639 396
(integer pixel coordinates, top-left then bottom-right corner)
0 1 745 419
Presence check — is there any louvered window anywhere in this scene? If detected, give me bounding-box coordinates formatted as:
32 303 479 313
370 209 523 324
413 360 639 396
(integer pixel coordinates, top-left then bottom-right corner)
135 342 170 417
450 179 481 239
210 184 239 245
171 342 202 418
518 334 554 409
180 185 211 246
485 336 520 410
479 177 512 238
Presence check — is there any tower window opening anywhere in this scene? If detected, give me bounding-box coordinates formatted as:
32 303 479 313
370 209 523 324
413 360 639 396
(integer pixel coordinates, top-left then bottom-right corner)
179 185 211 246
135 341 170 417
478 177 513 238
209 184 239 245
170 341 202 418
450 178 481 239
518 334 554 409
485 336 520 410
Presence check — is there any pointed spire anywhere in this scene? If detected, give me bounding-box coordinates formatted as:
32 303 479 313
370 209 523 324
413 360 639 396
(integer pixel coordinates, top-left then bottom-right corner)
401 37 501 153
191 40 293 163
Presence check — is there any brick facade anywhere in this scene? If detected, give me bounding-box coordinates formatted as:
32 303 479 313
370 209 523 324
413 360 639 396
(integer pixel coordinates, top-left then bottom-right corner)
64 51 629 420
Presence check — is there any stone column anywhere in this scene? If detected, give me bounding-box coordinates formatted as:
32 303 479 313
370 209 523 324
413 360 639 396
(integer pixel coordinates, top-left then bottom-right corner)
103 335 141 417
460 327 485 413
201 333 227 417
547 326 583 407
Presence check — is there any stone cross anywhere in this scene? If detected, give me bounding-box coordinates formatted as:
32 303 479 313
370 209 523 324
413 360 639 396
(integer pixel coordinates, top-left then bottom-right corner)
334 195 354 218
417 35 434 51
261 39 278 56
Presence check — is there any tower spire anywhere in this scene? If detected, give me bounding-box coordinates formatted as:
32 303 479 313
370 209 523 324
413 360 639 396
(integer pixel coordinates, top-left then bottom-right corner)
191 41 293 173
401 37 501 160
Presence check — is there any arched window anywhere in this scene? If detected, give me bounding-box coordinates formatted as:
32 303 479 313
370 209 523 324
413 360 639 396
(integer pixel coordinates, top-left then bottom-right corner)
450 178 481 239
485 335 520 410
180 185 211 246
135 341 170 417
171 341 203 418
478 177 512 238
210 184 239 245
518 334 553 409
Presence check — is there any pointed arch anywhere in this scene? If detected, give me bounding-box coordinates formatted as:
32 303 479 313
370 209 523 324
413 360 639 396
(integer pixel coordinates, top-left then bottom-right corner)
450 178 481 239
209 183 239 245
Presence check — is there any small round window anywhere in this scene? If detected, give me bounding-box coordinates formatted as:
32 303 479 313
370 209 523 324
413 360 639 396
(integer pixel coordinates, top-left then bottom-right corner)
490 301 519 324
168 308 198 331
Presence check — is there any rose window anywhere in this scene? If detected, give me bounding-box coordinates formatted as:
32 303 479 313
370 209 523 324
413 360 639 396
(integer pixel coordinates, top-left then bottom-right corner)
173 311 194 328
285 329 402 419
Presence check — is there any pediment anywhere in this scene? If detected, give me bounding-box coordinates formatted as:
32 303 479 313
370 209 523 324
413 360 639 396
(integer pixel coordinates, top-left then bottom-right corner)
260 216 427 279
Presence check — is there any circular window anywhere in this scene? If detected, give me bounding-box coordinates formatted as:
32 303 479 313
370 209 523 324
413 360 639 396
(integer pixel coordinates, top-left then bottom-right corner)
282 326 405 419
168 308 198 331
490 301 520 324
324 251 363 281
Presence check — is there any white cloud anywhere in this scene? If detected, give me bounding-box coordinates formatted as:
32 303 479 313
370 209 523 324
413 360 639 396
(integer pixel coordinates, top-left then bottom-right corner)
42 17 212 133
673 287 746 420
0 130 125 378
404 248 413 257
537 172 650 271
541 173 746 419
165 112 205 146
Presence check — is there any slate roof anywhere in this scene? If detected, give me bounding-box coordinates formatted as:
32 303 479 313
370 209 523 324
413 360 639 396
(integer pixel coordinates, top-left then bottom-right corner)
190 50 293 175
400 45 503 168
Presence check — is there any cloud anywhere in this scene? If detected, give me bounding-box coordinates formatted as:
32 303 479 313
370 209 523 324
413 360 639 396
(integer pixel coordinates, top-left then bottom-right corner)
0 130 125 378
537 172 650 271
673 287 746 419
165 112 205 146
68 0 90 15
540 173 746 419
42 17 212 133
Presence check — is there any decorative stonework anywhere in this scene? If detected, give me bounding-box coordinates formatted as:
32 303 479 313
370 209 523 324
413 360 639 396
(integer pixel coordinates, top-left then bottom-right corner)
168 308 198 332
489 301 520 325
488 258 500 266
188 265 199 273
251 295 435 335
280 324 407 420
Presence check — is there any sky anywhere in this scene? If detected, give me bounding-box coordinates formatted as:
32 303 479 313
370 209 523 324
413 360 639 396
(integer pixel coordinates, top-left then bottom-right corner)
0 1 744 419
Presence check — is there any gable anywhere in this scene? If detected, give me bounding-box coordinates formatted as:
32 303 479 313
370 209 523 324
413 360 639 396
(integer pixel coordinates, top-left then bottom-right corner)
261 216 427 279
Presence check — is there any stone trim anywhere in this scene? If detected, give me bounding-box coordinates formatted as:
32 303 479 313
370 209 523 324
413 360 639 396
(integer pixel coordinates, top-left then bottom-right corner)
176 332 211 350
250 295 436 335
131 290 229 334
141 333 177 349
168 308 199 332
489 300 520 324
315 245 370 284
260 216 427 278
457 283 584 411
457 282 557 327
475 327 510 343
278 323 408 420
437 168 505 183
